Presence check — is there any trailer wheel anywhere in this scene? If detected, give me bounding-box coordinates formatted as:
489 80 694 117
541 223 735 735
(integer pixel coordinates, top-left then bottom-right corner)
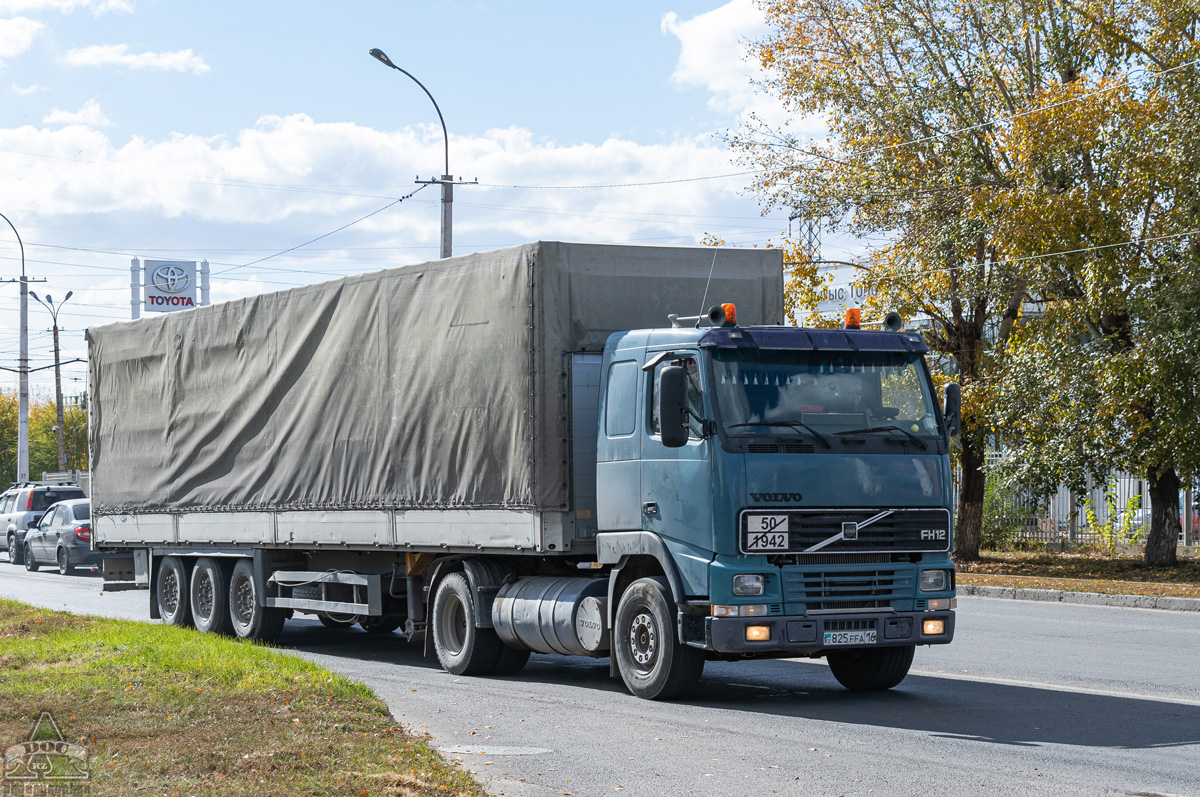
614 577 704 700
190 557 233 635
229 559 286 642
157 556 192 627
432 572 501 675
826 645 915 691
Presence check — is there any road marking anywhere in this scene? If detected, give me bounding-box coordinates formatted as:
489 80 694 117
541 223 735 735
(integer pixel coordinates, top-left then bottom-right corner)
910 669 1200 707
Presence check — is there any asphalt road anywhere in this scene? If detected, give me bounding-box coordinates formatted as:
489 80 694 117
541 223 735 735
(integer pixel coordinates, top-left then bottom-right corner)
2 562 1198 797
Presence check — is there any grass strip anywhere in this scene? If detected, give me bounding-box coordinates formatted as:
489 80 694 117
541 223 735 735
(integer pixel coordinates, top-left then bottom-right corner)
957 552 1200 599
0 599 483 796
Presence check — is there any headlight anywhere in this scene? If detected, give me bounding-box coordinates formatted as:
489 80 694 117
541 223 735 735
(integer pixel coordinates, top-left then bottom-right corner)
732 574 765 596
919 570 947 592
712 604 768 617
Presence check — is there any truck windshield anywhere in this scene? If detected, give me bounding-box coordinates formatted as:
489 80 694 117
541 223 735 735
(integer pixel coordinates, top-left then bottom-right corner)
711 350 940 442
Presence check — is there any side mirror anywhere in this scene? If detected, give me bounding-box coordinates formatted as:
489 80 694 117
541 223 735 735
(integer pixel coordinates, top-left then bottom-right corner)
942 383 961 440
658 365 690 448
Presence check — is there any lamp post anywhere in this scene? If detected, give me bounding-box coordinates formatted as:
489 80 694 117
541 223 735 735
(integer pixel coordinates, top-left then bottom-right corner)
0 212 29 483
369 47 455 259
29 290 73 472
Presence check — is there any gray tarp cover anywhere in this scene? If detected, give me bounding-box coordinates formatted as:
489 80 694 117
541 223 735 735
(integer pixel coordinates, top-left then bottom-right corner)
88 242 783 514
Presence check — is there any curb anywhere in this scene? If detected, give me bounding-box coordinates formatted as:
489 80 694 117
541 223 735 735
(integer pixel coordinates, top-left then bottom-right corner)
959 584 1200 612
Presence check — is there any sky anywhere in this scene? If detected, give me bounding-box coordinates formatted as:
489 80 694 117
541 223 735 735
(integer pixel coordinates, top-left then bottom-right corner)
0 0 850 399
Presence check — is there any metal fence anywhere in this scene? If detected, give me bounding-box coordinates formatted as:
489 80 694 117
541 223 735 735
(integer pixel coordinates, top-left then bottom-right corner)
966 454 1199 549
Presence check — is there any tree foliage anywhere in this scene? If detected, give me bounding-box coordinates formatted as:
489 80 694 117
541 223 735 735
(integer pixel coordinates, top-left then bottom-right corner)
0 390 88 489
732 0 1199 563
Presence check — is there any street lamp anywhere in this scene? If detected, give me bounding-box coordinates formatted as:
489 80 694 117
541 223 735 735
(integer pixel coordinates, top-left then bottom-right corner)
29 290 73 472
369 47 455 259
0 211 29 483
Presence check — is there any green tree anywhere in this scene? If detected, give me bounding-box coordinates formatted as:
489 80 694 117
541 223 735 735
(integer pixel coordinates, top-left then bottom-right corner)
989 1 1200 566
732 0 1131 559
0 391 89 490
733 0 1196 562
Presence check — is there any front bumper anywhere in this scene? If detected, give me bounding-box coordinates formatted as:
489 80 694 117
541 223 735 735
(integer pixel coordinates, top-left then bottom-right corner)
701 610 955 655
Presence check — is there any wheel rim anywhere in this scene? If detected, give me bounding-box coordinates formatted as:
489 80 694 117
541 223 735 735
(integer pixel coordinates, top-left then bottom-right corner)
58 550 67 572
161 570 180 615
196 571 215 619
439 594 467 655
233 575 255 625
629 610 658 671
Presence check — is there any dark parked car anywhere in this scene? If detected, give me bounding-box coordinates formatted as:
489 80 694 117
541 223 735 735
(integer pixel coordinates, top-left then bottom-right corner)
22 499 98 575
1 483 87 565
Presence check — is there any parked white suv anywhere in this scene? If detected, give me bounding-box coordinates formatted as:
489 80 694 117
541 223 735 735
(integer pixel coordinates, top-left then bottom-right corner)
1 483 87 565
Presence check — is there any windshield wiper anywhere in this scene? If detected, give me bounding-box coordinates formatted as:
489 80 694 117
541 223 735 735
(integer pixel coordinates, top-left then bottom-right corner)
833 425 929 450
728 421 832 449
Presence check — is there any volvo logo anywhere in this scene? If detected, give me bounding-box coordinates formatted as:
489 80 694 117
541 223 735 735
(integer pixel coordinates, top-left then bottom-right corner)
750 492 803 503
152 265 191 294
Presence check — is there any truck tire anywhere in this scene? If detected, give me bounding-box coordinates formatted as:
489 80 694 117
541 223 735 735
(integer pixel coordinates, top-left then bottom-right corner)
432 572 502 675
614 577 704 700
360 616 403 634
157 556 192 627
7 534 20 565
190 557 233 635
229 559 286 642
318 613 358 629
23 542 38 572
493 644 532 675
827 645 915 691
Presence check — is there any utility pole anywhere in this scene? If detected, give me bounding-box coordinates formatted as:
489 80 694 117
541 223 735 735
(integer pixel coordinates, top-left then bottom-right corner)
30 291 73 472
0 212 35 483
369 48 475 259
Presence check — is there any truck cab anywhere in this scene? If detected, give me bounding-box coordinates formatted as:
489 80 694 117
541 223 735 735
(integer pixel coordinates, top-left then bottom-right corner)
593 314 957 696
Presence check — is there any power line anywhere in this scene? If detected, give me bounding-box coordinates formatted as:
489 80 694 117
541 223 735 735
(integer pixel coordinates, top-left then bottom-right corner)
214 184 429 276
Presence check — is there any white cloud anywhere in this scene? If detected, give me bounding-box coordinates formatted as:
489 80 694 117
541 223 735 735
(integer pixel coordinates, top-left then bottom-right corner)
661 0 767 115
61 44 209 74
12 82 44 93
0 114 768 242
43 97 111 126
0 16 42 67
0 0 131 15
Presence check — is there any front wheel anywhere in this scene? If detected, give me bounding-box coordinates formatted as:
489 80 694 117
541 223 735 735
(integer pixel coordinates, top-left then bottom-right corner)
229 559 286 642
23 542 39 572
613 577 704 700
826 645 915 691
431 572 501 675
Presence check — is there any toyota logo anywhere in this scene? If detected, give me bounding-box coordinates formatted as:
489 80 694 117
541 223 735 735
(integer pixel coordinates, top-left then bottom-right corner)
152 265 191 294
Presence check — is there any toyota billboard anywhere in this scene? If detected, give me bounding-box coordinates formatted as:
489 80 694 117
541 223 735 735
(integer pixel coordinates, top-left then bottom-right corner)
144 260 197 312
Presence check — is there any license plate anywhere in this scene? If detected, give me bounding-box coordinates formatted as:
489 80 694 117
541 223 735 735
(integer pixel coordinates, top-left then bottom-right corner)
744 515 790 551
823 630 877 646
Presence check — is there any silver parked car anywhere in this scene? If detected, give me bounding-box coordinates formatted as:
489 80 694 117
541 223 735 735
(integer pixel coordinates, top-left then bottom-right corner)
1 483 87 565
22 499 98 575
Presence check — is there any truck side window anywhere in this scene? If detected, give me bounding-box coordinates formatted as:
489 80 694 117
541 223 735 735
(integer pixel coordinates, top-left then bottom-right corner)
651 356 703 439
605 360 639 437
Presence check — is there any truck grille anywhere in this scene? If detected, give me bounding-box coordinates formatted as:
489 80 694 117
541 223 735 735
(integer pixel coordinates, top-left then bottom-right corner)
741 508 950 554
782 566 914 610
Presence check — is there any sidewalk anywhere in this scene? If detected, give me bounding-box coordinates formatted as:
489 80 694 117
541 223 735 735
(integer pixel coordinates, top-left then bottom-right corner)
960 584 1200 612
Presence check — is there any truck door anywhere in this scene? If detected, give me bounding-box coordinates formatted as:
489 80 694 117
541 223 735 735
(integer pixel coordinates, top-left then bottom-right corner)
642 352 713 588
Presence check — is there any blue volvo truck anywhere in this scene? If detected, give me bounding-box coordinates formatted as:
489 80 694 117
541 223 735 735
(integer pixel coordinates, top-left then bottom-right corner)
91 241 958 700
